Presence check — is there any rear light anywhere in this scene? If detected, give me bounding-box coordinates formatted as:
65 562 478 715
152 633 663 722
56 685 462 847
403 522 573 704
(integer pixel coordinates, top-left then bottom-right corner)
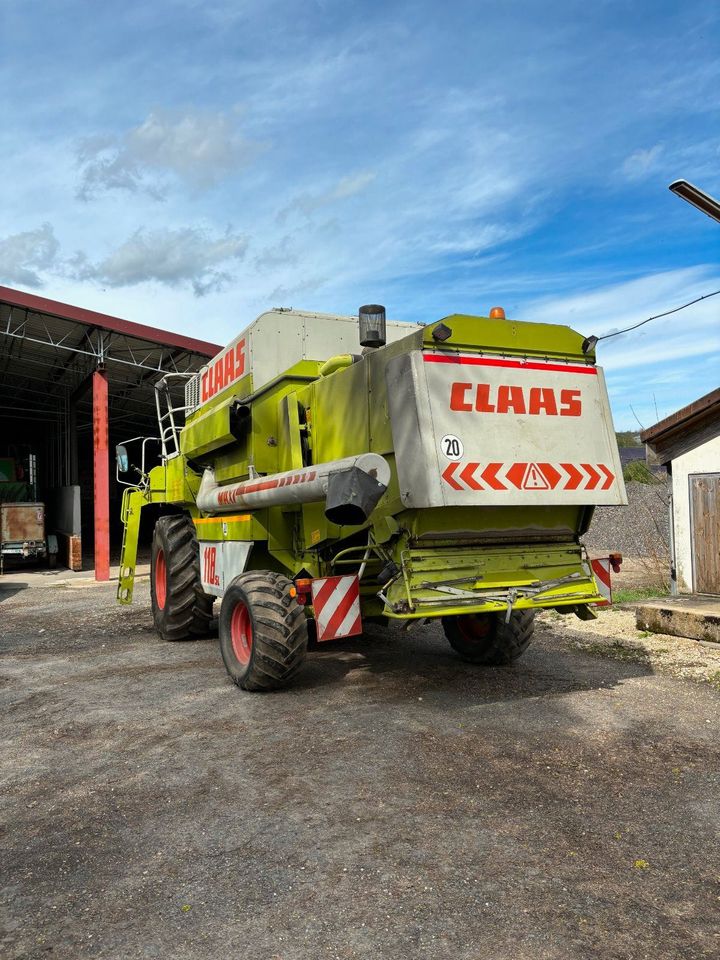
294 577 313 604
609 552 623 574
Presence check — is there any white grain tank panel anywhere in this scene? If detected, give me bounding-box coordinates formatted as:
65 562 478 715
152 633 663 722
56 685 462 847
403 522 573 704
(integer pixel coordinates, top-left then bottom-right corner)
387 349 627 507
249 312 305 393
194 309 421 408
301 312 418 362
194 331 252 407
380 319 421 345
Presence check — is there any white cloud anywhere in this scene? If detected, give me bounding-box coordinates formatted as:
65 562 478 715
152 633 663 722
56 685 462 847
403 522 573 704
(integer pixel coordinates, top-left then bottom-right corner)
0 223 59 287
77 109 261 200
72 225 248 296
524 266 720 429
253 235 299 271
268 274 327 304
3 0 718 390
621 145 663 181
422 223 523 256
279 171 376 222
524 266 717 333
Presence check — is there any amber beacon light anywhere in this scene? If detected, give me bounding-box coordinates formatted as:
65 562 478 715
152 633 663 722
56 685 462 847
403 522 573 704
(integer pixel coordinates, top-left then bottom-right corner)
489 306 506 319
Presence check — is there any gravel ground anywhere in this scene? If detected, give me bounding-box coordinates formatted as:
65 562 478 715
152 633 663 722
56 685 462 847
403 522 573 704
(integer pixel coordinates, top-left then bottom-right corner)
2 581 720 960
538 608 720 689
585 479 671 561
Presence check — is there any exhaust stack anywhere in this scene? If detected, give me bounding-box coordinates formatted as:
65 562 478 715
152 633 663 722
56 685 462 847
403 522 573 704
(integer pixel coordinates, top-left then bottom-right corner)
359 304 386 348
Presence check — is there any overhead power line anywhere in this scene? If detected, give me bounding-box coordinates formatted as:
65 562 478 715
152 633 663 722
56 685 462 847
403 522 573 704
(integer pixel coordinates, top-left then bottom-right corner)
582 288 720 353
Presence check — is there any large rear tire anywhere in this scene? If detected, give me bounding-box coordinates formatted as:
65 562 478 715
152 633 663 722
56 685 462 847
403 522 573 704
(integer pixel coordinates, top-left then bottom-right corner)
442 610 535 665
219 571 308 691
151 516 214 641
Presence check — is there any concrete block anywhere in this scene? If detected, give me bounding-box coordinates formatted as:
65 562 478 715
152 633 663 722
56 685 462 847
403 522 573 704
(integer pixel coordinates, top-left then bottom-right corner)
635 596 720 644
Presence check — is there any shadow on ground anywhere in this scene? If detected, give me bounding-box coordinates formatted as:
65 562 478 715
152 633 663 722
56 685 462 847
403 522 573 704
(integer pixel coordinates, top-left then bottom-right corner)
2 583 719 960
289 620 654 706
0 583 28 602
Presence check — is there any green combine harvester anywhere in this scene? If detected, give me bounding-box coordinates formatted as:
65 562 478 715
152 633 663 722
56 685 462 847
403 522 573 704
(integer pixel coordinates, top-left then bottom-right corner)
116 305 626 690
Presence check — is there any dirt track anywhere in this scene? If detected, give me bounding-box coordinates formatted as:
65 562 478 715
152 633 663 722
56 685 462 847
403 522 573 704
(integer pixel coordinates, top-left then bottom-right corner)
2 581 719 959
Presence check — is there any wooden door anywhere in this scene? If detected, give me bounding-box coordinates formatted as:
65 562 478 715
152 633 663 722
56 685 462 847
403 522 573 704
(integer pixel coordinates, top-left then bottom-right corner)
690 474 720 595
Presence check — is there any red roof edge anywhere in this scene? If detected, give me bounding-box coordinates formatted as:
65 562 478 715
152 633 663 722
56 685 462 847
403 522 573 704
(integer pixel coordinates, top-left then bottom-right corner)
0 285 222 358
641 386 720 444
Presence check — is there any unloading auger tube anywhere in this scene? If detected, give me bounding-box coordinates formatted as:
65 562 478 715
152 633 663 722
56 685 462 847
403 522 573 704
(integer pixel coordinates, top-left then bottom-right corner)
195 453 391 526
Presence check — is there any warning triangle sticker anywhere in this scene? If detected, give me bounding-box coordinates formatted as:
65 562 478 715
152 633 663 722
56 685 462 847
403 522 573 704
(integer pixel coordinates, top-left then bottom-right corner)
522 463 550 490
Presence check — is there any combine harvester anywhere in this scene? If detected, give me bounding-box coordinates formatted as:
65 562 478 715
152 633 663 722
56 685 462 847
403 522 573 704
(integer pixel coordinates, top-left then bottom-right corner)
116 305 626 690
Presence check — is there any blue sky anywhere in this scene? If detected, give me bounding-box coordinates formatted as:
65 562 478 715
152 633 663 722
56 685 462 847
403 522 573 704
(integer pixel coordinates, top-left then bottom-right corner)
1 0 718 430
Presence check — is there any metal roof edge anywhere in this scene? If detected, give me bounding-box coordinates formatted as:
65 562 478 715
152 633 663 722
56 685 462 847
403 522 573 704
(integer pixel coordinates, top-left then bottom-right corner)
0 285 222 358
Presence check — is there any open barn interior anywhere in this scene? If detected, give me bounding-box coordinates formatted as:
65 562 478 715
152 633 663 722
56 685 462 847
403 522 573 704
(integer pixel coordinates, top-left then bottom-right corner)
0 287 219 576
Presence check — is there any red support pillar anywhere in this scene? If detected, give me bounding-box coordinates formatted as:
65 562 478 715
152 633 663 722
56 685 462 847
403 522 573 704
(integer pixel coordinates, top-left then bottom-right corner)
93 369 110 582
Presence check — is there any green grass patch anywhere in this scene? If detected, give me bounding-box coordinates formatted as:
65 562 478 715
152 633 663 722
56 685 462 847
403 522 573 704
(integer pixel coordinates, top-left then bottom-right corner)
622 461 662 484
613 587 667 604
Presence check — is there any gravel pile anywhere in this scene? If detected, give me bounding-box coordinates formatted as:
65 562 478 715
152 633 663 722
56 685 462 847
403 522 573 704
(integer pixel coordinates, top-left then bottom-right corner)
585 478 671 558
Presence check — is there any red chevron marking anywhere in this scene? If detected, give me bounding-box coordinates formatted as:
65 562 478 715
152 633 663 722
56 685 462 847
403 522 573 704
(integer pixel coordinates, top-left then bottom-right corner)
598 463 615 490
582 463 601 490
459 462 482 490
506 462 527 489
560 463 583 490
441 461 463 490
481 462 506 490
537 463 562 489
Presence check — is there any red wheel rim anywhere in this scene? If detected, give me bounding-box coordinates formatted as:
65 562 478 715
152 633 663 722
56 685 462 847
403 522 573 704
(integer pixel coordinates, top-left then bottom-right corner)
457 613 492 643
230 602 253 666
155 549 167 610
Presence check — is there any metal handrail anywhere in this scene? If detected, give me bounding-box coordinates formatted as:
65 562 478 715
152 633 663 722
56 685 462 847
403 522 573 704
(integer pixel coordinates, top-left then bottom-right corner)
154 373 195 459
115 436 161 489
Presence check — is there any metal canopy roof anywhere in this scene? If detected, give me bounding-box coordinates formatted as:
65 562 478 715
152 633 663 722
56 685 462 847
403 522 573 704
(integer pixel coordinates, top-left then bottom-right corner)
0 286 222 435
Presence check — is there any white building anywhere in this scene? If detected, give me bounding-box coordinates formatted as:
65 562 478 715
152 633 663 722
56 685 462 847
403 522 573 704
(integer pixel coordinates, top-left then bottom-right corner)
642 388 720 596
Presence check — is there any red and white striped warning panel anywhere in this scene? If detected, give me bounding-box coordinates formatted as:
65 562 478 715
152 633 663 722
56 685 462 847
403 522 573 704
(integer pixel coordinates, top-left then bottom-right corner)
311 575 362 642
441 461 615 493
590 558 612 606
